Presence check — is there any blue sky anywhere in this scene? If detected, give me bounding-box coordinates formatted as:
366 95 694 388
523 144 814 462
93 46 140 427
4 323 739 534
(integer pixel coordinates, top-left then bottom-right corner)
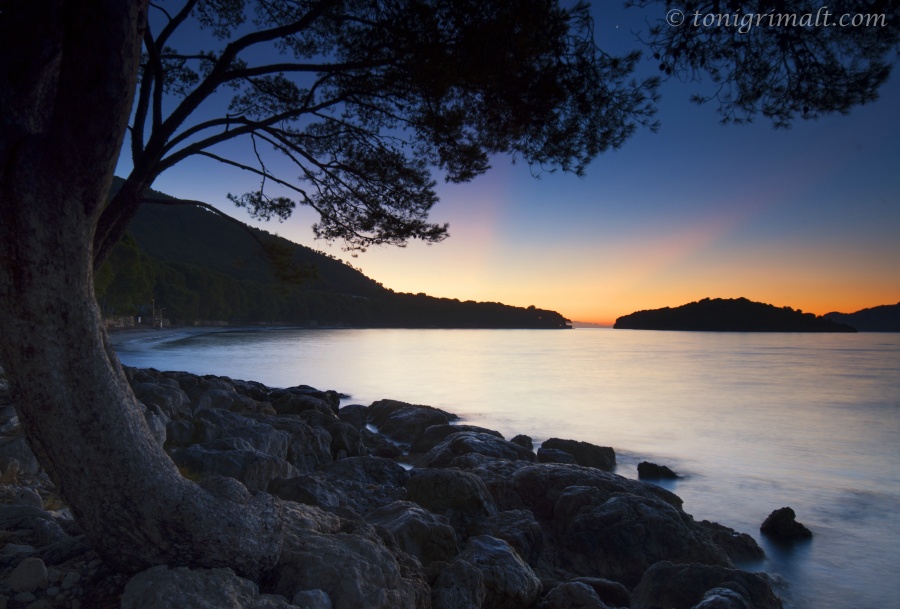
120 2 900 324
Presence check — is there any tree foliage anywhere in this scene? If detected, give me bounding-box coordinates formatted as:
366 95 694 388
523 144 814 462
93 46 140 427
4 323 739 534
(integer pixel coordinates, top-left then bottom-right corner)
628 0 900 127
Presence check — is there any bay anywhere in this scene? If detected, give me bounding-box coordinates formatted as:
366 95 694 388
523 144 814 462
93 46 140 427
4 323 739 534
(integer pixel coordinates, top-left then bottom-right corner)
114 327 900 609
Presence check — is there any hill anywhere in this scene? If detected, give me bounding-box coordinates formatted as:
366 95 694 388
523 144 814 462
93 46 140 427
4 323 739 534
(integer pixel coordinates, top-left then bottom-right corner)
99 180 570 329
824 302 900 332
613 297 857 332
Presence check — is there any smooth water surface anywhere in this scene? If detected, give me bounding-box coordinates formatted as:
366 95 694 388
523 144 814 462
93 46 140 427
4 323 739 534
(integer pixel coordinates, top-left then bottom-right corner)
115 328 900 609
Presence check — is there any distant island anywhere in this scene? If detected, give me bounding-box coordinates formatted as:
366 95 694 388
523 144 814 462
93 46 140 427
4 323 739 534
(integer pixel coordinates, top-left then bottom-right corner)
824 302 900 332
99 179 570 330
614 297 857 332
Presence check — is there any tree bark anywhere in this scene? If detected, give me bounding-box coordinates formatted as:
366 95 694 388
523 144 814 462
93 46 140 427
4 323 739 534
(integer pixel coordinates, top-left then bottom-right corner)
0 0 283 578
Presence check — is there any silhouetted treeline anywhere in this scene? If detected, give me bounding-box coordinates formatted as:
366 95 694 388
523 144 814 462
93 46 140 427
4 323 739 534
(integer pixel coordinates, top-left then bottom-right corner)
824 303 900 332
96 185 570 329
614 297 856 332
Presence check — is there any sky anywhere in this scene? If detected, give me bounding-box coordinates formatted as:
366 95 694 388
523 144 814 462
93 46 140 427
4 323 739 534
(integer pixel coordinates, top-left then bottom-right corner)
120 2 900 325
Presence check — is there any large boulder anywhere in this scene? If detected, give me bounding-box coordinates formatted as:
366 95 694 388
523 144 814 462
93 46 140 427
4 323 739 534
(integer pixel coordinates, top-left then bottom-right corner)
454 535 542 609
536 582 613 609
422 432 536 468
631 561 783 609
470 510 543 565
170 445 295 492
638 461 679 480
410 424 504 454
699 520 765 563
406 468 497 535
430 558 486 609
760 507 812 541
555 490 731 587
246 414 333 473
539 438 615 471
299 410 367 460
368 399 457 444
324 456 410 487
338 404 370 430
366 500 459 566
268 475 344 510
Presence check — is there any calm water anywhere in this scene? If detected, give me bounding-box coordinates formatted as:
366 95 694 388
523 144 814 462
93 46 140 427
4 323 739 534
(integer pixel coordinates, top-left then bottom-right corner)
114 328 900 609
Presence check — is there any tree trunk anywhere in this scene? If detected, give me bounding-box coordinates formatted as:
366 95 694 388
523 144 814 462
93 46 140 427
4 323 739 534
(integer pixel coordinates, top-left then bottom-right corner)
0 0 283 578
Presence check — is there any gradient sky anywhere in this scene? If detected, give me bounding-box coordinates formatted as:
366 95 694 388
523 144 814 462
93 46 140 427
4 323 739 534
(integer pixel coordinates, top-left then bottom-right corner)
120 3 900 325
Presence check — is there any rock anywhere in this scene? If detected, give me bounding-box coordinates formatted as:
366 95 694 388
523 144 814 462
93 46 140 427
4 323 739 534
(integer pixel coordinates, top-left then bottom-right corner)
509 435 533 451
298 411 366 460
269 476 343 509
539 438 615 471
247 414 333 473
324 456 410 487
430 558 486 609
410 425 504 454
338 404 369 430
470 510 543 565
422 432 536 468
368 400 456 444
455 535 541 609
292 589 333 609
406 468 497 534
11 487 42 508
555 489 731 587
271 393 335 417
131 382 191 418
699 521 765 563
691 587 752 609
638 461 679 479
170 445 295 492
0 436 40 475
760 507 812 541
568 577 631 609
631 561 783 609
7 557 48 592
537 447 577 465
360 429 404 459
120 564 296 609
366 501 459 566
537 582 611 609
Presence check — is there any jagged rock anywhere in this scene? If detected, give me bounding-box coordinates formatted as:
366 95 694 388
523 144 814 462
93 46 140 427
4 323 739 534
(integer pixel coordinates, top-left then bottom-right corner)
120 565 296 609
540 438 615 471
360 429 404 459
324 456 409 487
699 521 765 563
368 400 457 444
430 558 485 609
638 461 679 479
760 507 812 541
271 510 428 609
536 447 577 465
510 435 533 451
7 556 48 592
131 381 191 418
269 476 344 509
410 425 504 454
691 587 752 609
407 468 497 535
271 393 336 417
170 445 295 492
366 501 459 566
298 411 366 460
536 582 611 609
455 535 541 609
338 404 369 430
422 432 536 468
554 489 731 587
246 414 333 473
470 510 543 565
631 561 783 609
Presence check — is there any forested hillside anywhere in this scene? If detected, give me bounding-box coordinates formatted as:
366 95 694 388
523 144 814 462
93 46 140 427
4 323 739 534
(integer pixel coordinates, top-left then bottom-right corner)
96 182 570 329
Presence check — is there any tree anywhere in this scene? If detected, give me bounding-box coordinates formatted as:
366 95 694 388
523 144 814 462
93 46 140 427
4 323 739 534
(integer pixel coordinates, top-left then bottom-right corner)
0 0 897 580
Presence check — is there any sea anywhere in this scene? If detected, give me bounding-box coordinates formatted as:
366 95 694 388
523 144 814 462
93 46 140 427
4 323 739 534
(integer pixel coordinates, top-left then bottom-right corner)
113 327 900 609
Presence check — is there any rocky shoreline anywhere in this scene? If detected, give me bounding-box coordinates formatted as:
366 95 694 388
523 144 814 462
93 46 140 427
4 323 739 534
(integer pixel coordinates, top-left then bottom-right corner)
1 367 785 609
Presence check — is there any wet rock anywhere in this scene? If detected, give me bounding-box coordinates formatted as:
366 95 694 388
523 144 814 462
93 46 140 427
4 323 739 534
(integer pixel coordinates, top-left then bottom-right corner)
298 411 366 460
470 510 543 565
700 520 765 563
510 435 533 451
292 589 333 609
539 438 615 471
638 461 679 480
410 425 504 454
568 577 631 609
536 447 577 465
407 469 497 534
170 445 295 492
360 429 404 459
131 382 191 419
368 400 457 444
324 456 409 487
338 404 369 430
430 558 485 609
246 414 333 473
271 393 336 417
422 432 536 468
760 507 812 541
631 561 783 609
455 535 541 609
366 501 459 566
555 489 731 587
